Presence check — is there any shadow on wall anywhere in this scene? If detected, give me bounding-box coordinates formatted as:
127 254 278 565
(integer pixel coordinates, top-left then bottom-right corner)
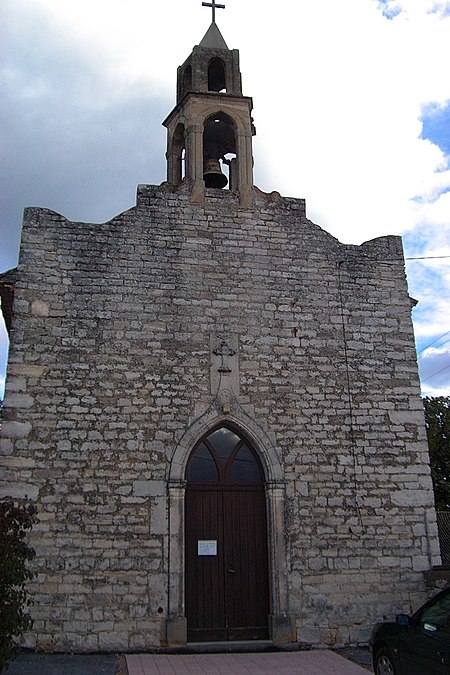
0 315 8 400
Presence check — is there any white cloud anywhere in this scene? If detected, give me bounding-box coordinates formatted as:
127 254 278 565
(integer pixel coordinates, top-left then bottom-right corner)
378 0 450 19
422 190 450 226
419 344 450 396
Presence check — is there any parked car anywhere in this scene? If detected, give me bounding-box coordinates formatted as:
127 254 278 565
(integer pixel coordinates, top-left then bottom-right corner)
370 586 450 674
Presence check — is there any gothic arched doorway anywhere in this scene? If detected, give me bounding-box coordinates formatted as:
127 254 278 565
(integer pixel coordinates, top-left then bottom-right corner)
185 425 270 642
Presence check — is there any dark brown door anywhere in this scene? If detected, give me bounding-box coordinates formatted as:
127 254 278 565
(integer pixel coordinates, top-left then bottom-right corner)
185 427 270 642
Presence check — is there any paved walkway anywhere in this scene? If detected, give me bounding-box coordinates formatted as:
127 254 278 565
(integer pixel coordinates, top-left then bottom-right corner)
126 651 371 674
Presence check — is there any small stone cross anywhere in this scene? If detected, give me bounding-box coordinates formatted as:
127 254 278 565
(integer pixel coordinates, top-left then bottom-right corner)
213 340 236 373
202 0 225 23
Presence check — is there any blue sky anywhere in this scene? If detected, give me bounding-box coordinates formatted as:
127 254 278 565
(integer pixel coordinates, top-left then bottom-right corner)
1 0 449 398
423 102 450 155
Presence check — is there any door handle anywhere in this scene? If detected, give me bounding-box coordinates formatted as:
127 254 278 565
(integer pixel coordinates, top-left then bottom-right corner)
227 566 235 574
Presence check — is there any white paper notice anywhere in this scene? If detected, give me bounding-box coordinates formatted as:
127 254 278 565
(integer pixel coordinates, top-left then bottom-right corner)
198 540 217 556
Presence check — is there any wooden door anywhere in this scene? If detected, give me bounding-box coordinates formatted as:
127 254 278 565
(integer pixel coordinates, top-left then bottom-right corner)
185 427 270 642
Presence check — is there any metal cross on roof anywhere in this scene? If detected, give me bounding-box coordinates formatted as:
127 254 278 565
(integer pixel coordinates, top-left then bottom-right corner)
202 0 225 23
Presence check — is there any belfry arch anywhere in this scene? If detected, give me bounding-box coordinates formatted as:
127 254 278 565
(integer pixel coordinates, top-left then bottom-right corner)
203 112 237 189
166 410 294 646
208 57 227 92
167 122 186 187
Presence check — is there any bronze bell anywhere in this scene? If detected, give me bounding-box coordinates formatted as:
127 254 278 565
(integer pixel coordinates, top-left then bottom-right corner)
203 158 228 189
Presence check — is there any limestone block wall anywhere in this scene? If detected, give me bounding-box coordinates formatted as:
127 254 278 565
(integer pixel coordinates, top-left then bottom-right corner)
0 182 440 650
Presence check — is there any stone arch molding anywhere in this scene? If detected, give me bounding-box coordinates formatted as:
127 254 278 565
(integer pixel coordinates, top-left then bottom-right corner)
166 400 294 646
193 105 250 139
169 401 283 484
168 116 187 144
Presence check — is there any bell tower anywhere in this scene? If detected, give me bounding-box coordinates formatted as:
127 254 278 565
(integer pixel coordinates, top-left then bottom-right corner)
163 4 256 206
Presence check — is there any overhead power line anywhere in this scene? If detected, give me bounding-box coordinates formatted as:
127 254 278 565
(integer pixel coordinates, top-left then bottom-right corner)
406 255 450 260
421 362 450 384
418 330 450 358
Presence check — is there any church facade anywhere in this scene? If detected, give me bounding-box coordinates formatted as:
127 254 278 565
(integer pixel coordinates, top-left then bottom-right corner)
0 19 441 651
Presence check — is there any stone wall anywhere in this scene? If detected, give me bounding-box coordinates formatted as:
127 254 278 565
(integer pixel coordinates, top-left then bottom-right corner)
0 181 440 650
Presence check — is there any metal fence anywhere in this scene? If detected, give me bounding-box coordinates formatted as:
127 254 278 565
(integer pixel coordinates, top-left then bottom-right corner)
436 511 450 568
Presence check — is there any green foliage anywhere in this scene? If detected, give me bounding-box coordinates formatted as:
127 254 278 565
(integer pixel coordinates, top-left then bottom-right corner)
424 397 450 510
0 500 36 671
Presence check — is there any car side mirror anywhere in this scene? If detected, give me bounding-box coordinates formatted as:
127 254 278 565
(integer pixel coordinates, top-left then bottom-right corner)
396 614 410 626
